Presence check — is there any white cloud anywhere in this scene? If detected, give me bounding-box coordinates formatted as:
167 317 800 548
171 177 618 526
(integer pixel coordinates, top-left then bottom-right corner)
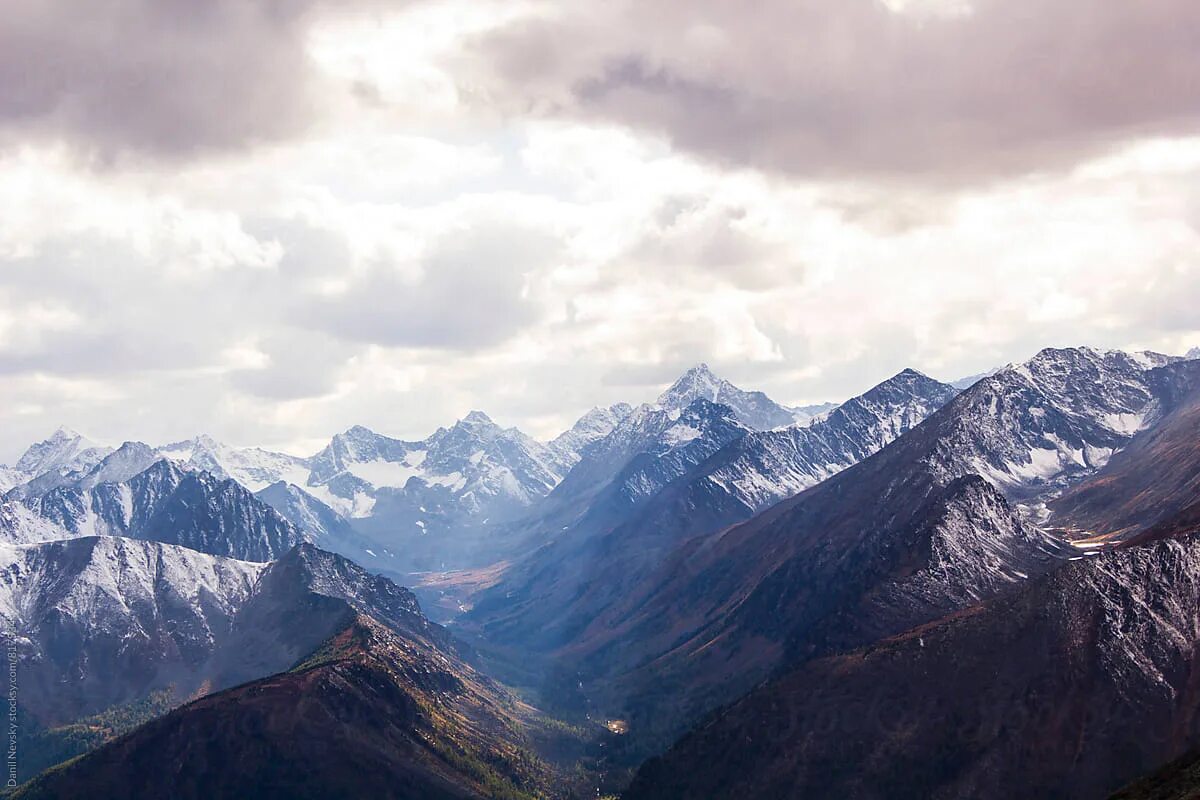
0 1 1198 461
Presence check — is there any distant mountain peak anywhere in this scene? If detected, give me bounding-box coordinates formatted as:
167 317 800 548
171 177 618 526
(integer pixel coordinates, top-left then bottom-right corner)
659 363 723 404
340 424 380 439
682 361 717 381
656 363 795 431
75 441 161 490
13 426 110 479
462 409 495 425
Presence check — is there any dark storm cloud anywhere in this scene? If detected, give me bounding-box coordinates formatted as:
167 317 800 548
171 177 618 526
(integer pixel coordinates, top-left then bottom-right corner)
465 0 1200 182
0 0 353 160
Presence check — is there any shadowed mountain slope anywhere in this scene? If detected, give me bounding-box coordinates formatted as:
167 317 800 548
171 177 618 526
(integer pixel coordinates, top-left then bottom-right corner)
626 529 1200 800
13 616 552 800
476 349 1192 756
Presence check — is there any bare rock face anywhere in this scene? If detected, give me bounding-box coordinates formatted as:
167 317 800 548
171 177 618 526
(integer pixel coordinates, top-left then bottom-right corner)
1050 362 1200 541
0 537 265 727
0 538 443 731
656 362 798 430
20 459 303 561
475 349 1194 761
625 529 1200 800
689 367 958 511
13 616 550 800
4 427 113 500
466 368 959 658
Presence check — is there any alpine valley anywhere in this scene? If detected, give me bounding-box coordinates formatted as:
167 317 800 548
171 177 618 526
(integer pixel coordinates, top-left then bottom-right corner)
5 348 1200 799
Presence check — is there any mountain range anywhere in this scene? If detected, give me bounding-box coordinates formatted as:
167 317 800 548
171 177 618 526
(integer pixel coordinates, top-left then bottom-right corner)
3 537 564 798
6 346 1200 797
625 462 1200 799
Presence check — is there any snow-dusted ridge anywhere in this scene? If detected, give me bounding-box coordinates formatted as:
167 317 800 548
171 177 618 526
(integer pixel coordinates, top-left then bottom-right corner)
8 459 304 561
697 367 960 512
924 346 1185 500
0 535 443 733
656 363 801 430
3 349 1184 576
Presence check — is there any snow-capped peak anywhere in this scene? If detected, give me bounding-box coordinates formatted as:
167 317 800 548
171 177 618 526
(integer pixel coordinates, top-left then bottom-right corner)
460 410 496 426
76 441 161 490
656 364 795 431
923 345 1182 498
339 424 379 441
658 363 724 406
14 427 108 476
549 403 635 462
155 434 311 494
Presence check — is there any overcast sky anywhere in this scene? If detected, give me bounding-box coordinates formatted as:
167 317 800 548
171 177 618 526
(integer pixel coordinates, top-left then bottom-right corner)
1 0 1199 459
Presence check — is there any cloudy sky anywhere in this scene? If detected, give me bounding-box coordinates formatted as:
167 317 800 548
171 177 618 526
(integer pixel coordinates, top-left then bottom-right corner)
2 0 1199 459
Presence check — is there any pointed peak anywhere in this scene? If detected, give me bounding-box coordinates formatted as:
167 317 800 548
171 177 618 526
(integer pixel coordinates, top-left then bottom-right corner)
673 362 720 387
460 410 496 426
113 440 156 454
15 426 104 474
881 368 948 389
660 362 727 403
1028 345 1105 364
340 424 379 439
848 368 957 409
192 433 221 449
142 457 185 477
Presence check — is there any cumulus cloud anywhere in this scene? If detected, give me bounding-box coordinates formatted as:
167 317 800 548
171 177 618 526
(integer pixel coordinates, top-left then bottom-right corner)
0 2 1198 461
461 0 1200 183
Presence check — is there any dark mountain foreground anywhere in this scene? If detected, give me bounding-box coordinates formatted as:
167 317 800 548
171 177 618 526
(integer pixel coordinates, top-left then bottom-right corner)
624 525 1200 800
1111 748 1200 800
13 617 557 800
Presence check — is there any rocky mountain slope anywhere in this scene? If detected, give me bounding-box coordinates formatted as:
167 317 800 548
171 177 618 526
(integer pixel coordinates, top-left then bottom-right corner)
20 459 303 561
926 348 1185 501
13 611 552 800
466 368 959 654
72 440 161 490
625 525 1200 800
476 348 1192 756
655 363 798 429
1049 362 1200 542
546 403 634 466
157 434 311 493
693 368 958 511
0 500 74 545
1110 748 1200 800
3 427 113 500
0 536 265 728
255 479 388 569
2 537 528 789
